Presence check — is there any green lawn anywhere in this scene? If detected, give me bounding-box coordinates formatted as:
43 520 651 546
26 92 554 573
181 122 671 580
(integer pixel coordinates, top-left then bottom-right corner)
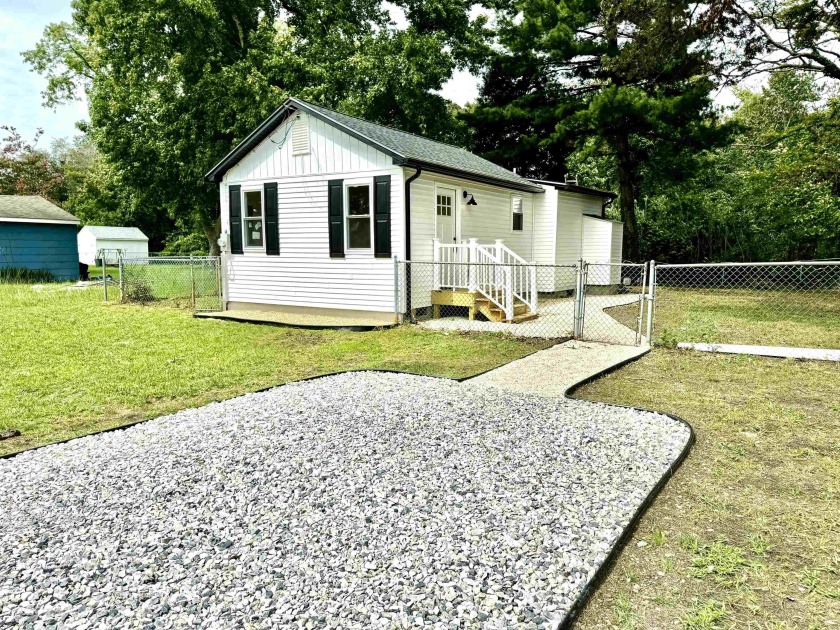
572 349 840 629
652 288 840 349
0 283 549 456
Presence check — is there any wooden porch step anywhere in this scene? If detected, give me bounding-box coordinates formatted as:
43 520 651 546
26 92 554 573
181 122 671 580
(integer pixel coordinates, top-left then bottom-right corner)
474 297 535 323
431 289 538 324
510 312 539 323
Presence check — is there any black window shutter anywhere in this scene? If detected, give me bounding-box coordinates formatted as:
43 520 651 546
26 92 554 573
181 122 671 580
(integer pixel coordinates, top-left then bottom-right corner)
373 175 391 258
229 185 243 254
328 179 344 258
264 182 279 255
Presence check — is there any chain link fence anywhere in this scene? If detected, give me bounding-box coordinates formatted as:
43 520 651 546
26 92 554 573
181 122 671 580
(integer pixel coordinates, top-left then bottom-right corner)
396 261 647 344
120 256 222 311
652 261 840 349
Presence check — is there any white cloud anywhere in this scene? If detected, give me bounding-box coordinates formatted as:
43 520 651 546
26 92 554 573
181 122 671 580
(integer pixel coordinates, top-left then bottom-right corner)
439 69 481 106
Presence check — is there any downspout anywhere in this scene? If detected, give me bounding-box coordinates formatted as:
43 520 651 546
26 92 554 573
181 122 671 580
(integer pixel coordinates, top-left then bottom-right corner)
404 165 422 260
404 165 422 317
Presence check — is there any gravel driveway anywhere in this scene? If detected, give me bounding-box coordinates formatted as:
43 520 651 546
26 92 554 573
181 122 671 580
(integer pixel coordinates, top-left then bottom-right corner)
1 372 690 629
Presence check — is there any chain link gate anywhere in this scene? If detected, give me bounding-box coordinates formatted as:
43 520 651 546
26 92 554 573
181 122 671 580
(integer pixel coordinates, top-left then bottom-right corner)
395 260 648 346
576 262 648 346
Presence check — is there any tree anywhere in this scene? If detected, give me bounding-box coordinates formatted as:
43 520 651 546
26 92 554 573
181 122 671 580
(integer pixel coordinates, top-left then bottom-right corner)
466 0 729 260
24 0 483 254
728 0 840 82
0 127 65 201
626 71 840 261
49 135 176 250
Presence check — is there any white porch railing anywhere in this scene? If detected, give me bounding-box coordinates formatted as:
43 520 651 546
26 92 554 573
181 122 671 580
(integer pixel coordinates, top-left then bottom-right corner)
432 239 538 320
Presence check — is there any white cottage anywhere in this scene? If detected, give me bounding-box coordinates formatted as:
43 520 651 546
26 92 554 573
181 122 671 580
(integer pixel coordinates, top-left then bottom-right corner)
205 98 620 324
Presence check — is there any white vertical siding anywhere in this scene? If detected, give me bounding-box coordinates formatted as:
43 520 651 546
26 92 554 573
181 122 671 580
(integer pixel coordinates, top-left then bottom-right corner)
226 113 393 182
532 185 557 265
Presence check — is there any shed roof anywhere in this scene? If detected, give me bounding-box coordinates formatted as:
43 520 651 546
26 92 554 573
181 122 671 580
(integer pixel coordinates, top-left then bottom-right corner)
206 98 545 194
80 226 149 241
528 179 617 200
0 195 79 224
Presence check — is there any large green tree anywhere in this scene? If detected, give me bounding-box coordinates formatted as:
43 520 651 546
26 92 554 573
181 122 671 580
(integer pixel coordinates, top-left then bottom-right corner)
466 0 729 260
728 0 840 82
640 71 840 261
25 0 483 253
0 127 65 201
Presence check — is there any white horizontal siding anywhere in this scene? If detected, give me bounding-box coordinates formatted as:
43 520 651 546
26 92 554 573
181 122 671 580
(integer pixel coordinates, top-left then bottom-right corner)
582 216 623 285
221 167 404 313
408 170 539 261
226 114 393 182
611 223 624 263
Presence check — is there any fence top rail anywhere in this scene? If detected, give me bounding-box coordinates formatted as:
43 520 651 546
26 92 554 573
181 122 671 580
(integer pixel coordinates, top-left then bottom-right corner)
657 260 840 269
122 256 221 261
402 260 579 268
587 261 646 267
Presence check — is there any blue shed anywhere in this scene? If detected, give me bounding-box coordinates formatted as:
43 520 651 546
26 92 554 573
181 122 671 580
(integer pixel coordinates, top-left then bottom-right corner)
0 196 80 281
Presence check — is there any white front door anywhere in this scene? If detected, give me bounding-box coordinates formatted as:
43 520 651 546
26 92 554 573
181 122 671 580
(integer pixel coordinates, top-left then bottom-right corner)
435 188 456 244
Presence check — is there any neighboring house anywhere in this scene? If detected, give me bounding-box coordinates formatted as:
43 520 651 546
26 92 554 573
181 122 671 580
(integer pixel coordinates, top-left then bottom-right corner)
206 97 619 324
77 226 150 266
0 196 80 281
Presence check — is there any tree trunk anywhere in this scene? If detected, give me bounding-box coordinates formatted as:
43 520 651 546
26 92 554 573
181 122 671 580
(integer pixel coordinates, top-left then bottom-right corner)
202 216 221 257
614 133 640 262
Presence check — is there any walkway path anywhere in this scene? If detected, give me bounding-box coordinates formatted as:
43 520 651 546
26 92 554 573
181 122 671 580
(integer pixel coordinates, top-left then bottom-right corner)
420 293 641 342
471 339 649 397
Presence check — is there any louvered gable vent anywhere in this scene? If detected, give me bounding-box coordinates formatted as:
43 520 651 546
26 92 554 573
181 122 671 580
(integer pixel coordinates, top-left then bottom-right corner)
291 115 310 155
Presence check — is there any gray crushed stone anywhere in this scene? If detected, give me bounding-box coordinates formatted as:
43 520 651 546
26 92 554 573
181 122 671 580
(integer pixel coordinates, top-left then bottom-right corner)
0 372 690 629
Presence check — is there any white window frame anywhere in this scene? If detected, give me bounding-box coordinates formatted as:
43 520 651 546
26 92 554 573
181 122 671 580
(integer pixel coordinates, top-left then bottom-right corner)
242 186 265 251
511 195 524 232
343 178 374 252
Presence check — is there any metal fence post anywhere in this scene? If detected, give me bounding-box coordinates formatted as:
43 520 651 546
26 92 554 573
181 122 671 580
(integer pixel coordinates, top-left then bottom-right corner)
637 262 648 346
573 259 584 338
101 252 108 302
646 260 656 342
118 255 124 301
190 255 196 310
393 256 400 324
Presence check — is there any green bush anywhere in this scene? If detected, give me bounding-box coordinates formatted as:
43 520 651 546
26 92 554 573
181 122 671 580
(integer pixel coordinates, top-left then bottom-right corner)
161 232 208 256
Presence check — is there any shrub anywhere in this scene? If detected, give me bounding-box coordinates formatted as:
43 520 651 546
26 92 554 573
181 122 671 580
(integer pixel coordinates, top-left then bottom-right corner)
0 268 56 284
124 279 155 302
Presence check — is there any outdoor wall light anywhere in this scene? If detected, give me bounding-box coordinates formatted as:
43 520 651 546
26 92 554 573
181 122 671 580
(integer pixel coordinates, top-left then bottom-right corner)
463 191 478 206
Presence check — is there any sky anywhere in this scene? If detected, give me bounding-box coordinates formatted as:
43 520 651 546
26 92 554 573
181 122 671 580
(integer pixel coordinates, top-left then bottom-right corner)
0 0 736 147
0 0 89 147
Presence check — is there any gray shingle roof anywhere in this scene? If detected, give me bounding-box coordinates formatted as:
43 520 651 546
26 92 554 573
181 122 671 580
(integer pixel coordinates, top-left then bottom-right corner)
206 98 544 193
296 100 543 192
80 226 148 241
0 196 79 223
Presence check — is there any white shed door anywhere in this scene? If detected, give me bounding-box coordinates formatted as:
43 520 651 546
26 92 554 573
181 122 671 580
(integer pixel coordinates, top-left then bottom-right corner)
435 188 456 243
